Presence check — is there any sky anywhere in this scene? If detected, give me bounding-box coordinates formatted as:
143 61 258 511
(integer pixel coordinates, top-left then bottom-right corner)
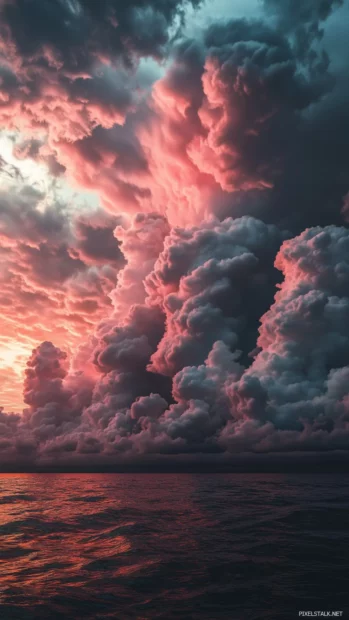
1 0 349 470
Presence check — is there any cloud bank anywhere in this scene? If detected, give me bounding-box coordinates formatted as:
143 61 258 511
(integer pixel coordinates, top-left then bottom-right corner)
1 0 349 468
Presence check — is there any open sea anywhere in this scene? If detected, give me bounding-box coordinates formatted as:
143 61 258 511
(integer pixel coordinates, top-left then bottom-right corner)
0 473 348 619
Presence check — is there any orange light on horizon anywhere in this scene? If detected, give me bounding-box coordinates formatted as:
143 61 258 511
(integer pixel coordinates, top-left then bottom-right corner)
0 339 33 411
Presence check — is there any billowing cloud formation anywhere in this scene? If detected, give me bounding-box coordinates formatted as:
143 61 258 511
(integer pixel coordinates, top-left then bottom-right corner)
146 216 283 375
47 4 347 230
55 17 331 223
0 177 123 410
3 213 349 467
0 0 201 140
1 0 349 469
222 225 349 451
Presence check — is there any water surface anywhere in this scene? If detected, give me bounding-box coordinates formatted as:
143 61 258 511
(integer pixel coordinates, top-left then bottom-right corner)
0 473 348 619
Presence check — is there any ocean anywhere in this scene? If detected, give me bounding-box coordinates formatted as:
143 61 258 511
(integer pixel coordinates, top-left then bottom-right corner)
0 473 348 619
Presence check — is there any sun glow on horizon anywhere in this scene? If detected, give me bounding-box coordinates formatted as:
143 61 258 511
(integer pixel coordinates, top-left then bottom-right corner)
0 131 100 213
0 131 102 412
0 338 32 411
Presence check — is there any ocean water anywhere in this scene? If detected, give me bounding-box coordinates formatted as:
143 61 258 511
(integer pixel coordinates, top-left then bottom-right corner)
0 473 348 620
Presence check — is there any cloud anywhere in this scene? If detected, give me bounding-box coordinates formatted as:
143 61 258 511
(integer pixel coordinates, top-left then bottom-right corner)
44 11 339 228
2 214 349 466
1 0 349 469
223 225 349 447
146 215 283 375
0 178 125 411
0 0 201 142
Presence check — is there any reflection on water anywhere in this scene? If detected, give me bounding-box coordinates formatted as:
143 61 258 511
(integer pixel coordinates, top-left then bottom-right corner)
0 473 348 619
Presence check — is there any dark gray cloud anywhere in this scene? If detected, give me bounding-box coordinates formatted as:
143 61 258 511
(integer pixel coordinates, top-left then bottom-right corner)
3 215 349 466
1 0 349 469
1 0 202 68
228 225 349 434
50 8 347 228
146 216 284 375
0 0 201 143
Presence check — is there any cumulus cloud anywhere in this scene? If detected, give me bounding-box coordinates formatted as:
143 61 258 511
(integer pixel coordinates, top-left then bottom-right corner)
229 225 349 426
146 215 283 375
2 213 349 467
44 8 342 228
0 178 124 412
1 0 349 469
0 0 201 142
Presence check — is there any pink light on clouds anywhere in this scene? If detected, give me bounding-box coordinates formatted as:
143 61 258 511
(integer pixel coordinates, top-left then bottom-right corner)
0 0 349 468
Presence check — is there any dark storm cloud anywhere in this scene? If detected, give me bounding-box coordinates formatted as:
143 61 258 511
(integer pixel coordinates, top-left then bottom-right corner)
1 0 349 470
227 225 349 434
257 0 349 231
200 18 331 191
23 341 69 410
1 0 202 68
57 10 343 226
264 0 343 53
73 212 125 266
0 0 201 142
146 216 284 375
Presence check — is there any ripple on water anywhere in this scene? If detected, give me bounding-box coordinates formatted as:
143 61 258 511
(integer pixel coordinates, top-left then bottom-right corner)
0 473 348 619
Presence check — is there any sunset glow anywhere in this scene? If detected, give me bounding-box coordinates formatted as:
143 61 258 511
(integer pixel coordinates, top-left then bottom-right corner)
0 0 349 469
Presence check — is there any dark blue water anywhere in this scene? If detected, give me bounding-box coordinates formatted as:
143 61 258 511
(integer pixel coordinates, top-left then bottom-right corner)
0 474 348 619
